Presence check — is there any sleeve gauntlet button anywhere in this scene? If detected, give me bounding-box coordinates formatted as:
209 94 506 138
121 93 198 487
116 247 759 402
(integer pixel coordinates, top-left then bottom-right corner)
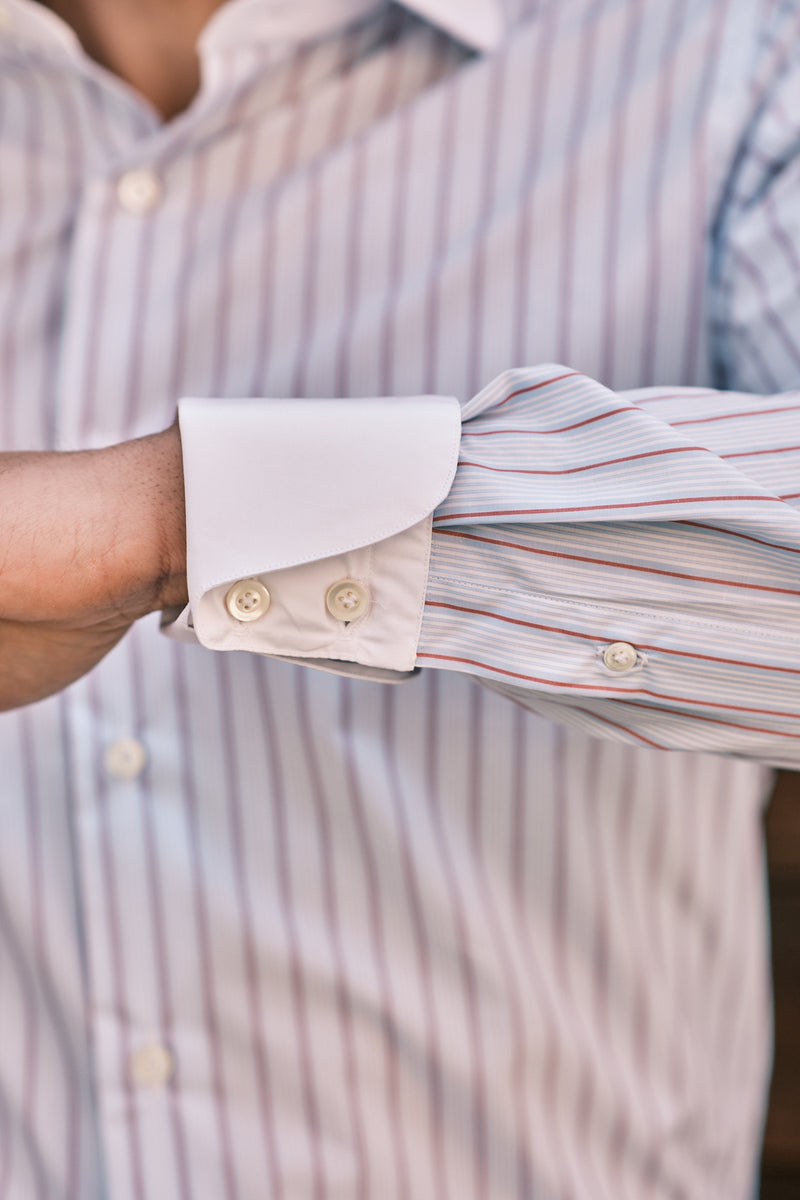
602 641 639 673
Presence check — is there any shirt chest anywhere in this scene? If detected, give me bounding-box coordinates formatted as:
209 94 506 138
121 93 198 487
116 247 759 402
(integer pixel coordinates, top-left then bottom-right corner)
0 1 739 456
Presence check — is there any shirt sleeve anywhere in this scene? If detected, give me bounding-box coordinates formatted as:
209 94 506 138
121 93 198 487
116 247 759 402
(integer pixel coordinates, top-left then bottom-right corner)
171 27 800 767
172 367 800 767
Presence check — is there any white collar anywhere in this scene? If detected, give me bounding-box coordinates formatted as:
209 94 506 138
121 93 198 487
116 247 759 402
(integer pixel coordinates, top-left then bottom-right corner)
400 0 504 50
196 0 506 55
2 0 506 57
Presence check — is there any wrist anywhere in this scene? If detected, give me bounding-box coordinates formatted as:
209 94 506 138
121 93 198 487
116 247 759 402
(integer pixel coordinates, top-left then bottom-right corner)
103 422 188 616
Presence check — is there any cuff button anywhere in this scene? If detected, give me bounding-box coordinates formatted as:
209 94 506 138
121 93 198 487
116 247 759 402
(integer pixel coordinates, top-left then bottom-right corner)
225 578 271 622
326 579 369 622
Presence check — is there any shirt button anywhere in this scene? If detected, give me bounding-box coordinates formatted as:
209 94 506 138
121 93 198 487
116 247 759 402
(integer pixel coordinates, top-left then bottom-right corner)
225 578 271 622
326 579 370 622
104 736 147 780
0 5 13 32
116 168 163 214
603 641 639 673
130 1042 174 1089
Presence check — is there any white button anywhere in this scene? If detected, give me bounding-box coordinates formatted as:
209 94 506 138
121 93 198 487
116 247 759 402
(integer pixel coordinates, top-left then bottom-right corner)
104 736 147 780
116 168 162 214
130 1042 174 1089
602 641 639 673
225 578 271 622
326 579 370 622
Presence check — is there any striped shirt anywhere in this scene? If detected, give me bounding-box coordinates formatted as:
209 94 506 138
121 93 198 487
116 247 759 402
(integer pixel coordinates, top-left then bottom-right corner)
0 0 797 1196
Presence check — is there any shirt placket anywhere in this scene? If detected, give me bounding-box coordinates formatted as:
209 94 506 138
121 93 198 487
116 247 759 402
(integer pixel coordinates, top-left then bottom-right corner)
46 38 276 1200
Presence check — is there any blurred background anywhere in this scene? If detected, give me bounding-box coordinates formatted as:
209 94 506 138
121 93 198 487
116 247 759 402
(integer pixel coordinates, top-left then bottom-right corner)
760 770 800 1198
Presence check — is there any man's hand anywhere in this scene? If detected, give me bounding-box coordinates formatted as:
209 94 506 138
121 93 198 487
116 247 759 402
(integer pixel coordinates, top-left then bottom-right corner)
0 423 187 710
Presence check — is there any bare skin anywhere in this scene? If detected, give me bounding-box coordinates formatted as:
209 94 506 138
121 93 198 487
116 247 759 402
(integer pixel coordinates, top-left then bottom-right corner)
0 425 188 709
39 0 227 119
0 3 235 710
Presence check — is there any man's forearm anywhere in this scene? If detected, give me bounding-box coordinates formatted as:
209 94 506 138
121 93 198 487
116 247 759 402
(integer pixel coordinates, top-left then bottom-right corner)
0 421 187 709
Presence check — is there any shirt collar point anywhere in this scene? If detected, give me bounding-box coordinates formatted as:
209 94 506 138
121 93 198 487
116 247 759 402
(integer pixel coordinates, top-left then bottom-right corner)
401 0 505 51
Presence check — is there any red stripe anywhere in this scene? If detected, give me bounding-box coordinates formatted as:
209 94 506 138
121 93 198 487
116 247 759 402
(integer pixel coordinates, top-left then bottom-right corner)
417 654 800 730
461 405 635 437
424 599 800 673
725 443 800 459
433 493 777 521
620 697 800 738
671 401 800 427
524 691 670 750
494 369 584 407
458 444 706 475
417 651 629 691
571 705 668 748
431 527 800 595
679 519 800 555
624 389 717 404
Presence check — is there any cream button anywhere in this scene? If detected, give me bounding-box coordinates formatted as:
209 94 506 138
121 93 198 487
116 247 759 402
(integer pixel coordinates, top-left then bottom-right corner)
225 578 271 622
130 1042 174 1089
326 579 369 622
0 5 13 32
117 168 162 214
104 736 147 781
603 641 639 673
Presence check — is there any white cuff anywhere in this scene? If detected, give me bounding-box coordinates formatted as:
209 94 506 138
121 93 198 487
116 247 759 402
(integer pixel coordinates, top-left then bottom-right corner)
169 395 462 676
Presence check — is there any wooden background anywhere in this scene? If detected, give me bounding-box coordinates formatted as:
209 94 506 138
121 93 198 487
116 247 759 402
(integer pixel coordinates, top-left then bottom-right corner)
760 769 800 1198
